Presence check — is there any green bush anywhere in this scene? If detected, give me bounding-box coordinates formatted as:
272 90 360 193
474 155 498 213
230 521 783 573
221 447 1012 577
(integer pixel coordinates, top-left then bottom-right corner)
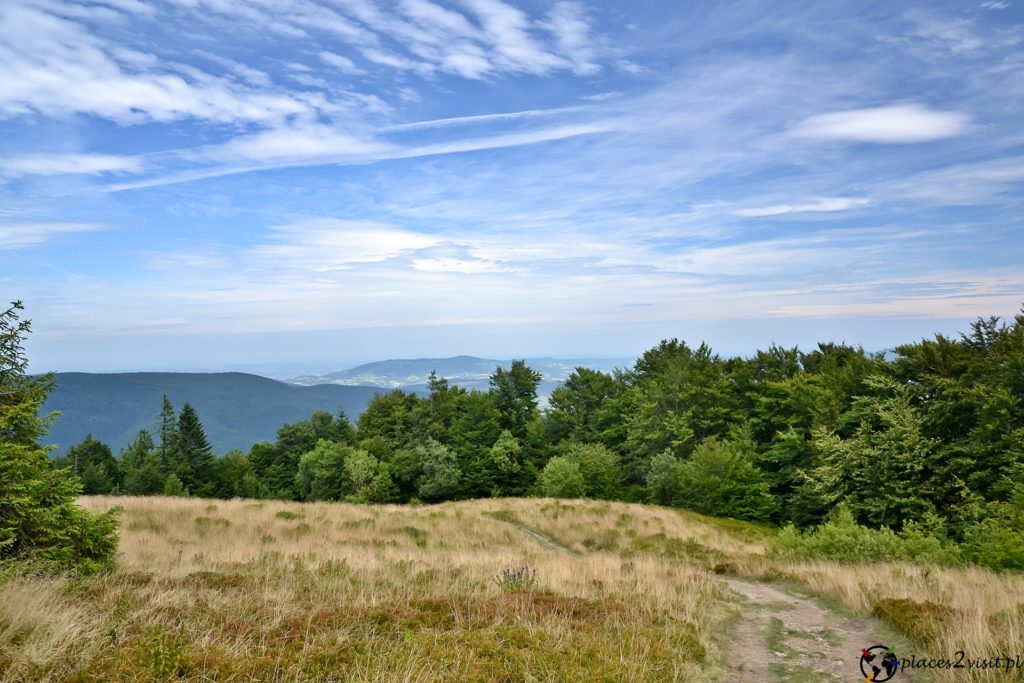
960 494 1024 571
770 506 961 565
538 456 586 498
562 443 622 500
676 439 778 522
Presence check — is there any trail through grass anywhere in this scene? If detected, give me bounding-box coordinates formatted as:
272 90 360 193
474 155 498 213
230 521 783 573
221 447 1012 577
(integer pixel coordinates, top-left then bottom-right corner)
0 496 1020 682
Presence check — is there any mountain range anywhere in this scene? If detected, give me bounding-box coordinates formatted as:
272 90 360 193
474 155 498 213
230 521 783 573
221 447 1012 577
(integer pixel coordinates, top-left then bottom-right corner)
41 356 632 456
285 356 629 389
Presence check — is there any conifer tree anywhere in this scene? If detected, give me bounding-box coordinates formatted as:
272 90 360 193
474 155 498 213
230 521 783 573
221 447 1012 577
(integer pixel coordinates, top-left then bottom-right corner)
0 301 119 572
176 402 214 495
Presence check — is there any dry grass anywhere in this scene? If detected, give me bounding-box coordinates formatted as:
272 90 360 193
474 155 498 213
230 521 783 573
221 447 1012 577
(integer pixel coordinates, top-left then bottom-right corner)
1 496 1022 682
0 497 722 682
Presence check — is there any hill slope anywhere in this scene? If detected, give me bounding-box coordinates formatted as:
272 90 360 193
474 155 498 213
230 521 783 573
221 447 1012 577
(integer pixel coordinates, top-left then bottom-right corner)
41 372 380 455
286 355 630 388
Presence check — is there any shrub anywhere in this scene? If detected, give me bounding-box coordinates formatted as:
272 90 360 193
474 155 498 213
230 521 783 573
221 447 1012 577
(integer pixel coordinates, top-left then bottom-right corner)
562 443 622 500
494 565 537 592
538 457 586 498
961 490 1024 570
677 439 778 522
770 505 961 565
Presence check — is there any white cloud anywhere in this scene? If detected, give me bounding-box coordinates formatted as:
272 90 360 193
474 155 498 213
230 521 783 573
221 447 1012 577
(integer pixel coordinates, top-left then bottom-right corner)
0 222 105 250
733 197 870 217
1 153 143 177
0 3 312 125
250 219 443 270
459 0 568 74
184 123 394 165
319 50 365 74
542 1 600 76
981 1 1009 8
792 104 970 143
410 257 506 273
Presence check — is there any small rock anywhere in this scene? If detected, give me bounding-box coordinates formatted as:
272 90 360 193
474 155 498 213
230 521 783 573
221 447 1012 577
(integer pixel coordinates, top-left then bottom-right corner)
774 652 787 658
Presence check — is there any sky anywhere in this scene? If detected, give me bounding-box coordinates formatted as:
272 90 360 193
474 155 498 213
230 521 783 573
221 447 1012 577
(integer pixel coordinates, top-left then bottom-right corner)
2 0 1023 373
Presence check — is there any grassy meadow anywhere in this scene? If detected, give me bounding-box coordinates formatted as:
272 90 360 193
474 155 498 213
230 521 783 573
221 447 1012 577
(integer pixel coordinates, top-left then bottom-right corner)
1 496 1023 682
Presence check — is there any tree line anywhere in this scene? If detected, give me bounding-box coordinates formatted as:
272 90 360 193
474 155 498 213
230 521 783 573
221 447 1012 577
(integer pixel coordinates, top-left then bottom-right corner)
62 311 1024 558
6 296 1024 572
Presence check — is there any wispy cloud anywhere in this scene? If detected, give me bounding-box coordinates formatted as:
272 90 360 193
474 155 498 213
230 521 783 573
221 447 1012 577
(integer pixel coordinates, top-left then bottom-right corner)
0 222 105 250
733 198 870 217
1 153 143 177
792 104 971 143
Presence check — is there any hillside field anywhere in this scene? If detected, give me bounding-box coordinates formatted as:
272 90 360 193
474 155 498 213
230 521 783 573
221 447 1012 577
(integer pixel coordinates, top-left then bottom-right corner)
2 496 1024 682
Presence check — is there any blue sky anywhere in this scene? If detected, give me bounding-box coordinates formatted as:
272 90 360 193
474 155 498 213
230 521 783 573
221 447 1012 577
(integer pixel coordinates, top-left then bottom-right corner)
2 0 1023 372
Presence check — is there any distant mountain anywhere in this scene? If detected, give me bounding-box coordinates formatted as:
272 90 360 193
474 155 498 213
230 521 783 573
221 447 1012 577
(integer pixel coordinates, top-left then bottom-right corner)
286 355 630 389
40 372 381 456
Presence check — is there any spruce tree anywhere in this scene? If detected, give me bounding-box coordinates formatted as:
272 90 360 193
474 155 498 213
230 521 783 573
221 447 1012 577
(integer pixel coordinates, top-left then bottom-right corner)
157 395 177 468
176 402 214 495
0 301 119 572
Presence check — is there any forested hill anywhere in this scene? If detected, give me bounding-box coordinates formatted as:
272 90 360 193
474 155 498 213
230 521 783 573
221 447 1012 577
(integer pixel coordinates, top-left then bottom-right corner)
41 372 380 456
285 355 628 390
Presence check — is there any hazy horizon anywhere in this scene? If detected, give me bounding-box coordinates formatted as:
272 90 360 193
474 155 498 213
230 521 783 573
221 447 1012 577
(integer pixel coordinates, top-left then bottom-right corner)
26 313 999 375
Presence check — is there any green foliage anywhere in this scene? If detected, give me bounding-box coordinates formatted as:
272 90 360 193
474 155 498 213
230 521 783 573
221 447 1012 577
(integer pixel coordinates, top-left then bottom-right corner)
57 434 119 494
644 450 684 506
676 438 778 522
489 360 542 439
416 439 461 502
960 488 1024 570
176 403 215 495
33 303 1024 574
343 448 398 503
538 456 586 498
561 443 622 500
770 506 961 565
294 439 349 501
163 473 187 497
0 301 120 573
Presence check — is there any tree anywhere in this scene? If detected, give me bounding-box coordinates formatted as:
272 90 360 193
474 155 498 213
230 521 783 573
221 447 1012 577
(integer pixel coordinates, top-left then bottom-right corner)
176 403 215 496
60 434 118 494
489 360 542 439
416 440 461 502
213 450 265 499
295 439 349 501
0 301 119 572
645 450 684 506
545 367 624 446
538 456 586 498
163 473 187 497
343 449 397 503
487 430 523 496
562 443 622 500
120 430 165 496
156 395 177 467
677 438 778 522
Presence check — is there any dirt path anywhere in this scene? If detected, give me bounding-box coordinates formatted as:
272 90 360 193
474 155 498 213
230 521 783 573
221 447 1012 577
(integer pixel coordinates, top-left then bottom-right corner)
720 577 911 682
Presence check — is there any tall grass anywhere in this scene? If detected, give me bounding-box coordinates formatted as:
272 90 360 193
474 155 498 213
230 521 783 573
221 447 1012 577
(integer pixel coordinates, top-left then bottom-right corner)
0 496 1021 681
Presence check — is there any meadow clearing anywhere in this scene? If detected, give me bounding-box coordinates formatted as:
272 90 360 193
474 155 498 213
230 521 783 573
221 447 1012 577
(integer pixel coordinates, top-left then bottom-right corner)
1 496 1023 682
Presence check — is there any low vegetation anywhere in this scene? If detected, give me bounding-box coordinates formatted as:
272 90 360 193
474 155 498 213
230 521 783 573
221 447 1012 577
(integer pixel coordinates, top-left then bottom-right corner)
0 496 1021 681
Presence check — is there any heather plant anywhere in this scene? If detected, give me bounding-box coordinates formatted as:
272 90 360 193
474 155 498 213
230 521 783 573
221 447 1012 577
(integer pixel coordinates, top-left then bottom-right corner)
494 565 537 592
